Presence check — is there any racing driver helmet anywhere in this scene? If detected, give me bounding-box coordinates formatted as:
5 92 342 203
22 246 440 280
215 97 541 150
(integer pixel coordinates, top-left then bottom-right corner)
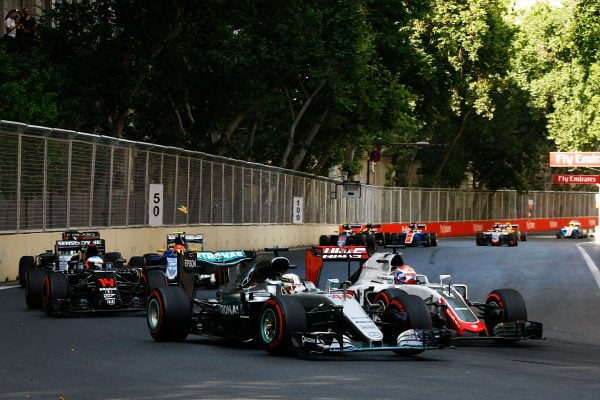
281 273 303 294
86 255 104 270
394 266 417 284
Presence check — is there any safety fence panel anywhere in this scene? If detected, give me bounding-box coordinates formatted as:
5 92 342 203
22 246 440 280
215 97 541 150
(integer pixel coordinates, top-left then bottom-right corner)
0 120 597 233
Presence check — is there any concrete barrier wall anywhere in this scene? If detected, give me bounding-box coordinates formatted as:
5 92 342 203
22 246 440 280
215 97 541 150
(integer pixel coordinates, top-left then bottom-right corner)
0 224 338 282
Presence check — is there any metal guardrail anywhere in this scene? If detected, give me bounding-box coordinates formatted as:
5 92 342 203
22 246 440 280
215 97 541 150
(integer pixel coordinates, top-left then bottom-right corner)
0 120 596 233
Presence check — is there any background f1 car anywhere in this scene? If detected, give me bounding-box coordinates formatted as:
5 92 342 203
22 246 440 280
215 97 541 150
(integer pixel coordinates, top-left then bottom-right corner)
556 220 588 239
393 223 438 247
24 237 166 315
476 223 521 247
142 232 227 288
146 249 450 356
319 224 378 254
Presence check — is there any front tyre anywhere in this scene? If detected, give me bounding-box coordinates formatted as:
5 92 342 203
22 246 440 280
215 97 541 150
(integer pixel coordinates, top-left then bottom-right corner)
147 286 191 341
43 272 69 316
259 296 307 355
484 288 527 337
25 269 46 309
382 294 432 356
19 256 35 288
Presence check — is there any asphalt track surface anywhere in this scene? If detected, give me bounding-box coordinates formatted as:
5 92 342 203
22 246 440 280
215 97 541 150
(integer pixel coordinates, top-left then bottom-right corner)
2 235 600 399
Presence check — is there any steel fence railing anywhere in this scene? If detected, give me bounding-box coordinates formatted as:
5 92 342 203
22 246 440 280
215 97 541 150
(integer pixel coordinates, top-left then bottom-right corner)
0 120 597 233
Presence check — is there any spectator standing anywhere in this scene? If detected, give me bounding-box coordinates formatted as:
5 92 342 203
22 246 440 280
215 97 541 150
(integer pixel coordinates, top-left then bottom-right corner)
4 9 18 53
20 7 36 51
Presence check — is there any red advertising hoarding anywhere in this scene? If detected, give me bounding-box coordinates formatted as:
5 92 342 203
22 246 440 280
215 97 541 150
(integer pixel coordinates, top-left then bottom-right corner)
549 152 600 167
553 175 600 184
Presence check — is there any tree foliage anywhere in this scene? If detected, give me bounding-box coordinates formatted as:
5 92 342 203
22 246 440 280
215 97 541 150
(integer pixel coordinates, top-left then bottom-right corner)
1 0 596 191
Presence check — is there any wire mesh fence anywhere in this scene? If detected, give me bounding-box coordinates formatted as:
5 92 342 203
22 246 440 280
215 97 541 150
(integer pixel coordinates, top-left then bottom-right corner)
0 120 596 233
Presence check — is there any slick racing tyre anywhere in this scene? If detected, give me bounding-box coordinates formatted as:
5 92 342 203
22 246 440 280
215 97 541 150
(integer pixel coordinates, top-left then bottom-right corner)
372 288 408 317
384 233 393 245
353 234 366 246
430 232 438 247
43 272 69 317
328 235 339 245
484 288 527 339
476 233 485 246
520 232 527 241
128 256 145 268
259 296 307 356
147 286 191 341
319 235 329 246
143 269 167 295
25 268 46 309
366 234 377 254
422 233 431 247
381 294 432 356
556 231 562 239
105 252 123 268
19 256 35 288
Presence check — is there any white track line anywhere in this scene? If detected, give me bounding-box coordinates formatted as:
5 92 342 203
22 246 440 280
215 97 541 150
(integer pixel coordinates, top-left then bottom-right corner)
0 285 19 290
576 243 600 290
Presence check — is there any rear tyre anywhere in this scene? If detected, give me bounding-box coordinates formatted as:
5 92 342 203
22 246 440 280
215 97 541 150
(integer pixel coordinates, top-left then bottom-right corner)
422 233 431 247
25 269 46 309
380 294 432 356
354 234 366 246
366 234 377 254
147 286 191 341
105 252 123 268
144 269 167 294
128 256 145 268
520 232 527 241
476 233 485 246
328 235 339 246
19 256 35 288
259 296 307 355
390 233 399 245
430 233 438 247
319 235 329 246
507 233 517 247
43 272 69 316
484 288 528 338
555 231 562 239
384 233 392 245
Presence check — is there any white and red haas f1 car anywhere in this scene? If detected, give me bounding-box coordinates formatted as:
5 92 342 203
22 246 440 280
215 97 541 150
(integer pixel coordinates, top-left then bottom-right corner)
314 247 543 342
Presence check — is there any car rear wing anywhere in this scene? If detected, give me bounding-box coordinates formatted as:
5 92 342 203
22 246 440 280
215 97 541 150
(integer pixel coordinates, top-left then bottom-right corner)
166 233 204 246
177 251 255 297
306 245 369 287
62 231 101 240
341 223 363 231
55 238 105 252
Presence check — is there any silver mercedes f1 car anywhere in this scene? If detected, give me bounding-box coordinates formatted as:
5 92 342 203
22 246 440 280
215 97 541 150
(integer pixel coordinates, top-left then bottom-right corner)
146 249 451 356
